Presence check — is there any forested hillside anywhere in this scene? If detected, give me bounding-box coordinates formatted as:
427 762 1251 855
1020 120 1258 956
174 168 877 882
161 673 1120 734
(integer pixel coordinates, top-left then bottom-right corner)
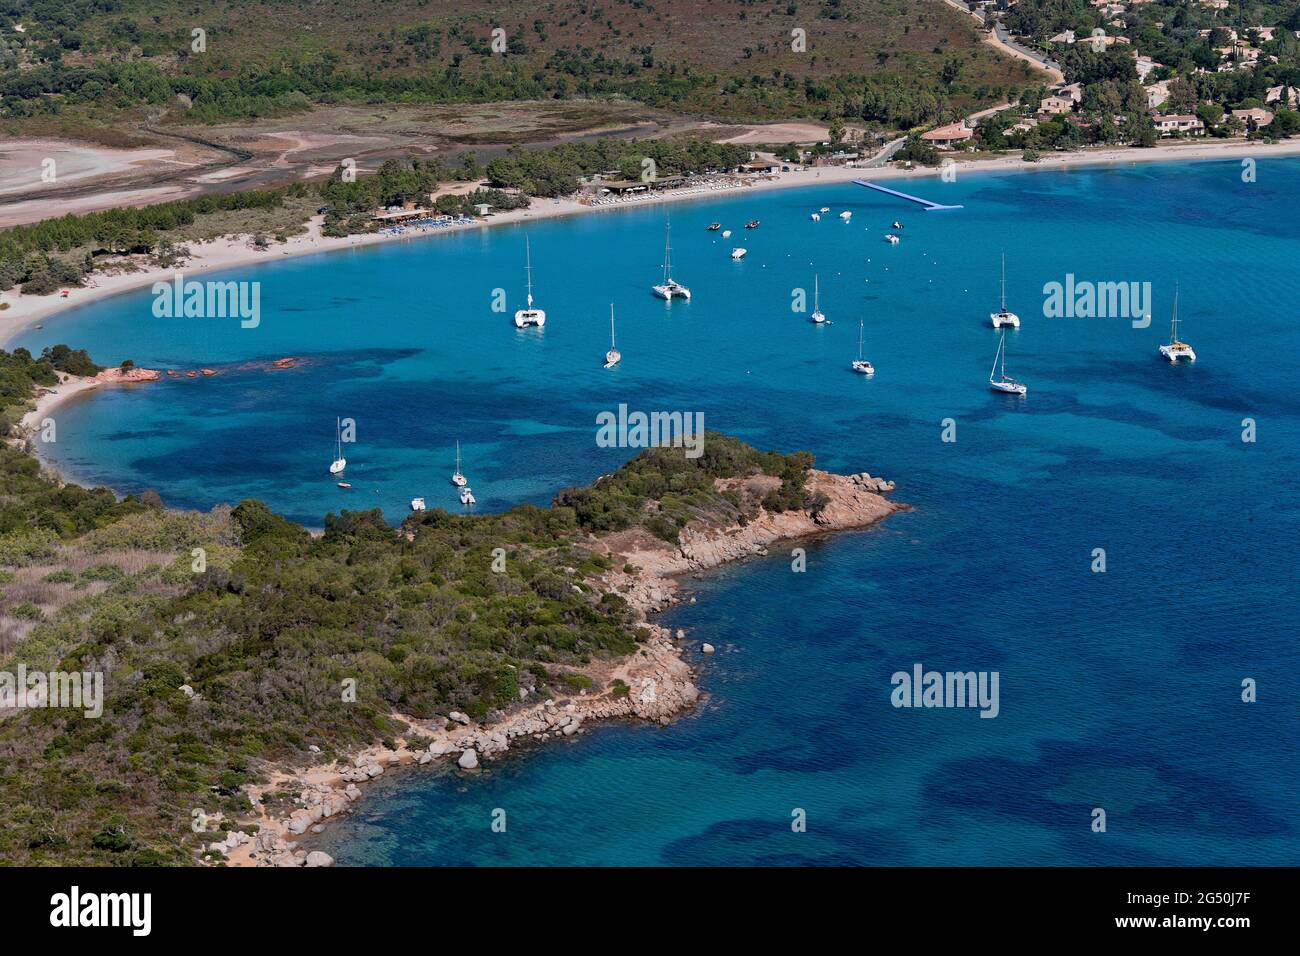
0 0 1036 127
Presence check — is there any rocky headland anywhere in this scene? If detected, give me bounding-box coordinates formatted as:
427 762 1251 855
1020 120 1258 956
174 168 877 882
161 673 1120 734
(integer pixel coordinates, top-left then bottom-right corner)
216 466 904 867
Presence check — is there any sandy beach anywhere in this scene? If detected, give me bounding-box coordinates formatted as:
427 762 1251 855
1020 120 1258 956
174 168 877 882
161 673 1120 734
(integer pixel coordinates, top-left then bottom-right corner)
5 134 1300 406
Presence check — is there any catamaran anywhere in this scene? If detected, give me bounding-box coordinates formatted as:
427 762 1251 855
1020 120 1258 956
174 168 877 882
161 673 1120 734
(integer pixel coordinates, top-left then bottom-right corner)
652 216 691 300
731 247 747 260
450 441 467 487
810 212 821 221
989 332 1027 395
513 237 546 327
1158 284 1196 363
839 210 852 221
883 233 900 244
852 318 874 375
459 486 477 506
811 274 826 324
329 417 347 474
604 305 621 369
990 253 1020 329
410 497 426 512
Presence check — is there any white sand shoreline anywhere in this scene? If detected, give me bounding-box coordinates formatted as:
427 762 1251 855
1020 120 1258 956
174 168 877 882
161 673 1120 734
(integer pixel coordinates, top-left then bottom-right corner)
4 137 1298 356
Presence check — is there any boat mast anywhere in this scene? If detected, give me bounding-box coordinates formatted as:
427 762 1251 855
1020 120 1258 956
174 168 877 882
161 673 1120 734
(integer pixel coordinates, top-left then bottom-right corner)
335 417 342 459
663 216 672 283
814 274 820 312
455 440 461 474
858 318 864 359
1000 252 1007 311
1170 282 1180 344
524 237 534 309
610 304 616 348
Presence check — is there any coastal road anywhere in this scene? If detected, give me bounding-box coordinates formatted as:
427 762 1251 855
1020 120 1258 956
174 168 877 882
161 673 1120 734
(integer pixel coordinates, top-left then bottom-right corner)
937 0 1065 85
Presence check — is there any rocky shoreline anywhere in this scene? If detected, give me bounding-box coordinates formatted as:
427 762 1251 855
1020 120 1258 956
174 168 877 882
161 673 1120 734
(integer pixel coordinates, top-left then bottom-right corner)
215 466 903 867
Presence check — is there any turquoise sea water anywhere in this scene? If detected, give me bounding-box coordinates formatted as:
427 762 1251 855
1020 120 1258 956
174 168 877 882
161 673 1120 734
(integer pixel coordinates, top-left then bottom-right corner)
15 160 1299 865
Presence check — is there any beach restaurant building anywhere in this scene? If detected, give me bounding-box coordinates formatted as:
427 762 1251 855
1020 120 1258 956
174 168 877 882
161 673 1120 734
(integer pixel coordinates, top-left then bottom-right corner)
920 122 974 148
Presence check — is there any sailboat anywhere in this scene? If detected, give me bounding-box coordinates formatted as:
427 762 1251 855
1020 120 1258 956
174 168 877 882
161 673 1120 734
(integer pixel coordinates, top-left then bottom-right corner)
652 215 691 300
450 441 467 487
989 332 1027 395
810 274 826 324
990 253 1020 329
1158 284 1196 363
852 318 874 375
328 417 347 474
513 237 546 327
604 304 621 369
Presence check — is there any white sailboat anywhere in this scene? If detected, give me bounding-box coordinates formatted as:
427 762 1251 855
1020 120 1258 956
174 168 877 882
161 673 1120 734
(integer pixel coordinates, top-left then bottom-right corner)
811 274 826 324
328 417 347 474
513 237 546 327
652 215 691 300
450 441 467 487
990 253 1020 329
852 318 874 375
989 332 1027 395
604 304 621 369
1158 284 1196 363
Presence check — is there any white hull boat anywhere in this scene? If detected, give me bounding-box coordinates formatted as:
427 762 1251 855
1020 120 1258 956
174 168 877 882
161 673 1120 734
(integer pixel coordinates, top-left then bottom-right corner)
410 497 426 512
731 247 747 260
652 216 690 300
451 441 467 486
514 237 546 327
989 332 1027 395
1159 285 1195 362
329 417 347 474
990 253 1019 328
852 318 874 375
604 304 621 368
